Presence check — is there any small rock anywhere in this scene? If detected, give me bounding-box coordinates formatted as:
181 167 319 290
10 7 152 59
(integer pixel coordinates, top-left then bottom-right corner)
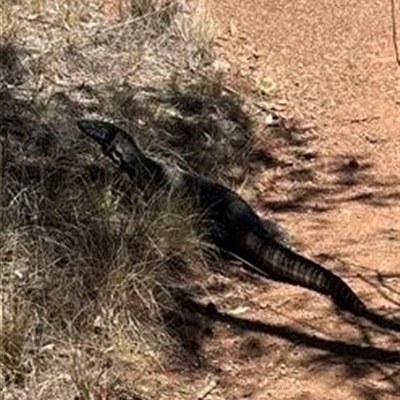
347 157 360 170
301 151 317 161
366 135 379 143
265 113 281 127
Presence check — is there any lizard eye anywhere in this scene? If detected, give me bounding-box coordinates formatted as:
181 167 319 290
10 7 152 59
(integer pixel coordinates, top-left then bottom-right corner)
110 149 123 166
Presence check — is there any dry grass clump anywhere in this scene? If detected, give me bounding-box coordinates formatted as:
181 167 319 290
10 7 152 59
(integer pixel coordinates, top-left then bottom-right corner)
1 114 209 399
0 1 259 399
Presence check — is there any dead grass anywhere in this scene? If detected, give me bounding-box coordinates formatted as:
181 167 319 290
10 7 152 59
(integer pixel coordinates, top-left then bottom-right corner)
0 1 261 399
1 127 209 398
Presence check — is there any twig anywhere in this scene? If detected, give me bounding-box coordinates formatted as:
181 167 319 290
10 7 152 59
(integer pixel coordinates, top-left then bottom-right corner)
197 377 220 400
345 116 380 125
390 0 400 66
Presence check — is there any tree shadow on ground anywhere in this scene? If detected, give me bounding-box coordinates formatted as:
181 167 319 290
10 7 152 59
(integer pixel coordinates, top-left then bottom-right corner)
84 79 279 185
179 295 400 399
257 118 400 214
179 294 400 358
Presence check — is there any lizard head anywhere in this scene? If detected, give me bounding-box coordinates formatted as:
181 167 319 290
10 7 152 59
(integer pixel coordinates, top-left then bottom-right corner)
77 119 144 169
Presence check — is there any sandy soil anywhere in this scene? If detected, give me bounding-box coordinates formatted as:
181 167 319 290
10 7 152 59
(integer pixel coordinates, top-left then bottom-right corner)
192 0 400 399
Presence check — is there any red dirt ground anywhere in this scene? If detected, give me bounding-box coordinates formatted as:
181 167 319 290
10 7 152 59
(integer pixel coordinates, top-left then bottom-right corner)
100 1 399 399
193 0 400 399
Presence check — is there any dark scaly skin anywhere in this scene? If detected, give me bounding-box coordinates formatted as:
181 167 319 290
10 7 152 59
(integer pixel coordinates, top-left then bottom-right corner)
77 119 367 316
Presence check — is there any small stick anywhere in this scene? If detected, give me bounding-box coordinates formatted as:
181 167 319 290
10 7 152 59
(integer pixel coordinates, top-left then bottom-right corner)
197 377 220 400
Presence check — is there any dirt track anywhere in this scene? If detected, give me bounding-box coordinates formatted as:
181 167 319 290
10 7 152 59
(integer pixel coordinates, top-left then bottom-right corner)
195 0 400 399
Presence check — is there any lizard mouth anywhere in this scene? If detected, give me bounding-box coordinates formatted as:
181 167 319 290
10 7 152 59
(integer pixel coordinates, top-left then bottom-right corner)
76 119 117 147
